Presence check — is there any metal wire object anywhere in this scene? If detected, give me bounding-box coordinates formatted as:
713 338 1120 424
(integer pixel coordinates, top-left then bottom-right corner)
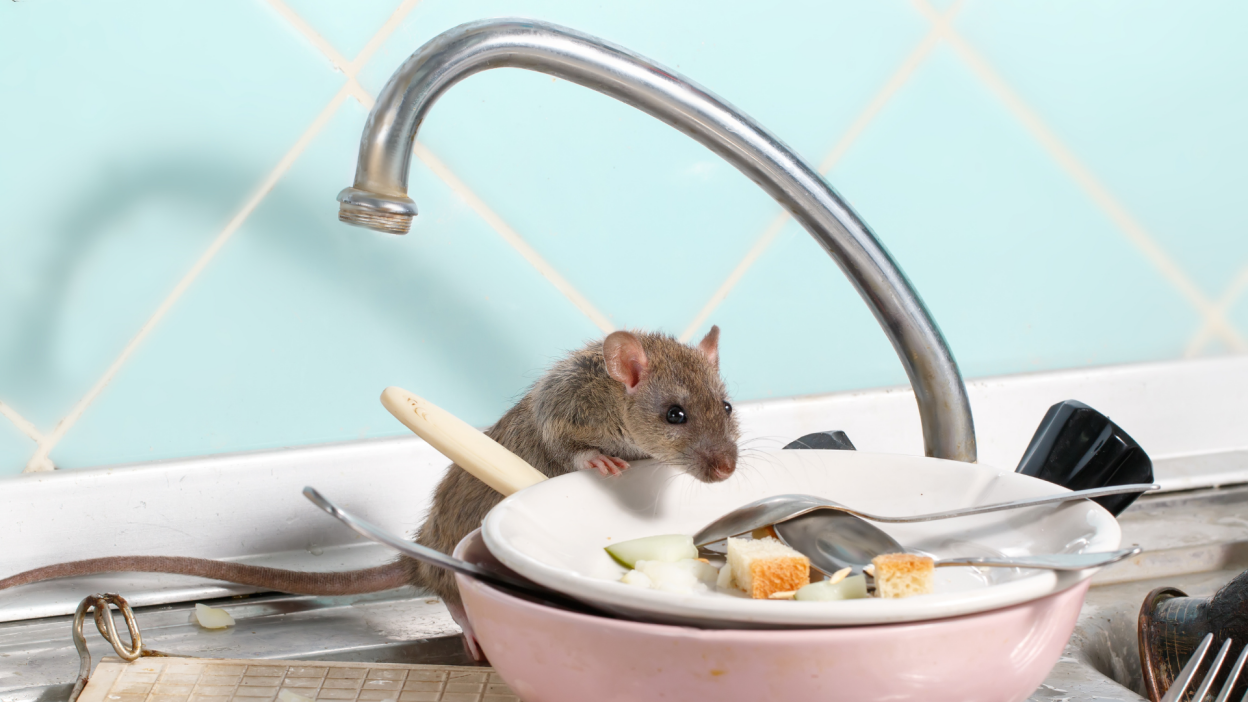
69 593 144 702
1159 633 1248 702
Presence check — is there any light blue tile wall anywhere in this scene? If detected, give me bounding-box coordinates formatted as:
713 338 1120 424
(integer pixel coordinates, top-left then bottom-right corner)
1 1 1244 474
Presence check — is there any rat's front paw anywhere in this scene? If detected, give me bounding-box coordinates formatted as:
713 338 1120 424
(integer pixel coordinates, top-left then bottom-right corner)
576 451 630 477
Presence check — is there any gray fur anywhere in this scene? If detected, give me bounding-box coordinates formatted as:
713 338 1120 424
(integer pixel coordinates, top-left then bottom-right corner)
0 329 739 614
404 328 740 606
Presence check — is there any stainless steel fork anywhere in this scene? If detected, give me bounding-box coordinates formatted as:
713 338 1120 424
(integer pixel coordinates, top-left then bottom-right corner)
1161 633 1248 702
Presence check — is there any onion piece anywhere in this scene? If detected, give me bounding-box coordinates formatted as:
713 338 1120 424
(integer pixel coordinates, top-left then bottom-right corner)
193 603 235 629
794 574 869 601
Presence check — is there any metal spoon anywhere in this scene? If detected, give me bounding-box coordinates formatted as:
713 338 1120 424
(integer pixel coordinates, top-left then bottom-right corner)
693 483 1159 547
773 507 1142 575
925 547 1141 571
301 486 607 616
773 510 906 574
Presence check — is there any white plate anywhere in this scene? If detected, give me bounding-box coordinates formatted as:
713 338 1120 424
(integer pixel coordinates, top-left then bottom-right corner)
482 449 1121 627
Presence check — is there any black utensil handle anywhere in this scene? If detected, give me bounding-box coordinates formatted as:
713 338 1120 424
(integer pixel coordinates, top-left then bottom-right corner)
1015 400 1153 516
785 431 856 451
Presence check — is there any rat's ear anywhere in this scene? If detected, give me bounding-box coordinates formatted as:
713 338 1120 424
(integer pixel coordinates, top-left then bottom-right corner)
697 325 720 367
603 331 649 394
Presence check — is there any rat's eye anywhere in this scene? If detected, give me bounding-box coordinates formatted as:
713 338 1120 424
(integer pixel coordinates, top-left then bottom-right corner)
666 406 687 424
724 402 732 414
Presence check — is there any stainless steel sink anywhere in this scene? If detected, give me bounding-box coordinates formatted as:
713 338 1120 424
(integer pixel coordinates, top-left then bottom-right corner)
0 589 474 702
7 463 1248 702
1030 480 1248 701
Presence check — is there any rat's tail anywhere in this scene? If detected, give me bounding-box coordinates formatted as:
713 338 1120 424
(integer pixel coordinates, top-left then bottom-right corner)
0 556 409 596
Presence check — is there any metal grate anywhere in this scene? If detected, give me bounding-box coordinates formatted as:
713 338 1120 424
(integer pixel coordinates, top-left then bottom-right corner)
77 657 518 702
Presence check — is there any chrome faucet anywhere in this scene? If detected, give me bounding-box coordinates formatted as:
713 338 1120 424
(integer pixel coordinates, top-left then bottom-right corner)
338 19 977 463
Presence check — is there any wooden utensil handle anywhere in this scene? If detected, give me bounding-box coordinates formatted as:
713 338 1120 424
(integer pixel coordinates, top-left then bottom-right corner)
380 386 548 496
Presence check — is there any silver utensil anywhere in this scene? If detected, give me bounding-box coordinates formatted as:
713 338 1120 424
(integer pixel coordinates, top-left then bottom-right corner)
773 509 1143 575
301 486 605 616
693 483 1159 546
772 510 905 574
1159 633 1248 702
777 508 1141 576
773 509 905 573
926 547 1141 571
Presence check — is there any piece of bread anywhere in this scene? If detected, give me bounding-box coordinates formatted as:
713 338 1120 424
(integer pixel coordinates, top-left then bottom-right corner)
872 553 935 599
726 537 810 599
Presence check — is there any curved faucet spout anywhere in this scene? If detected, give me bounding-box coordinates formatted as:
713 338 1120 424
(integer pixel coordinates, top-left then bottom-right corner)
338 19 977 462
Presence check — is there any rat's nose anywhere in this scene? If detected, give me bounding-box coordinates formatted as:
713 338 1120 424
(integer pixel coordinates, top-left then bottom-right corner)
695 446 738 483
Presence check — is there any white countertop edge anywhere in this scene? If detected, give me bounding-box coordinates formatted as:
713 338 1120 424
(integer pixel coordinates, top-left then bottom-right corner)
1 354 1244 620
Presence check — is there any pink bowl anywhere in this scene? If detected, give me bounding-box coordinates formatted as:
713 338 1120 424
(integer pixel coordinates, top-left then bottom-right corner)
453 529 1087 702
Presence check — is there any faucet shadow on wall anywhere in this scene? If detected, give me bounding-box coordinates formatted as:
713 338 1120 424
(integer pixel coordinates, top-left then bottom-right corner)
10 156 548 432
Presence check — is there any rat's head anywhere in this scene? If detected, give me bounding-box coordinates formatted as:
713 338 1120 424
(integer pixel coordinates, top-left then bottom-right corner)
603 326 740 483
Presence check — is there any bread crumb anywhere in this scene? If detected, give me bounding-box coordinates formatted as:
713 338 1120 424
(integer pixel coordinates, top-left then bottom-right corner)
872 553 935 599
726 537 810 599
768 590 797 600
750 525 779 541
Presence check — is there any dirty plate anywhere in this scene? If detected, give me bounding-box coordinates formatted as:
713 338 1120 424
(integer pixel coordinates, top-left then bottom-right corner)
481 449 1121 627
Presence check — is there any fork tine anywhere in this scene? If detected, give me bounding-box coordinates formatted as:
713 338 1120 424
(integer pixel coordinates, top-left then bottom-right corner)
1214 642 1248 702
1163 633 1216 702
1192 638 1233 702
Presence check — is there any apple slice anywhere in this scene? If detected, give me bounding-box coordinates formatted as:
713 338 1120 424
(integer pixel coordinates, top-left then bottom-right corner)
605 534 697 568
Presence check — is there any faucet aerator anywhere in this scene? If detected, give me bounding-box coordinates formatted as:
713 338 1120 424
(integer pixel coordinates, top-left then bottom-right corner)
338 204 413 235
336 187 418 235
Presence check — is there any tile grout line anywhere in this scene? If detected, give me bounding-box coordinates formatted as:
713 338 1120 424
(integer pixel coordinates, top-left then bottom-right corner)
0 401 43 443
677 1 963 343
22 0 610 471
18 0 424 472
321 11 615 334
678 211 788 343
912 0 1247 352
265 0 420 109
21 86 352 473
349 82 376 110
30 1 1234 471
411 141 616 334
346 0 424 73
264 0 353 73
819 0 964 175
1184 263 1248 356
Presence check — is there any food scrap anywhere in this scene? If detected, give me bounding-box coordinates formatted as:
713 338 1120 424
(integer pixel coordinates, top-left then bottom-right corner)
629 559 719 594
605 534 697 568
606 534 931 602
609 534 717 594
725 536 810 599
827 566 852 584
871 553 935 599
794 574 868 601
192 602 235 629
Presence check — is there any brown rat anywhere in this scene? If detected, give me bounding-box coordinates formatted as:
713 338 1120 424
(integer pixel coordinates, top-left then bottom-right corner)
0 327 740 611
406 326 739 610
